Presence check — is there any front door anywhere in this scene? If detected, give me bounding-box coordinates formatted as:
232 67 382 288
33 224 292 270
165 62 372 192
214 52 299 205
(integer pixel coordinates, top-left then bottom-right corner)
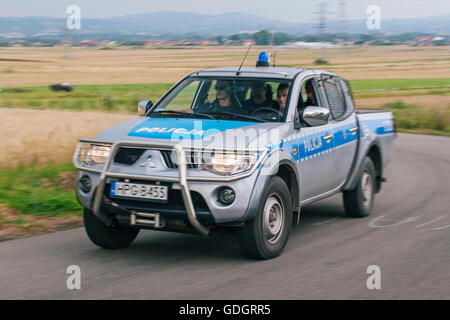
295 77 337 201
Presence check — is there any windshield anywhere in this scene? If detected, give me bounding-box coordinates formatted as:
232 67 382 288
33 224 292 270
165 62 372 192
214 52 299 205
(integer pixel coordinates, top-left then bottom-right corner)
149 77 292 122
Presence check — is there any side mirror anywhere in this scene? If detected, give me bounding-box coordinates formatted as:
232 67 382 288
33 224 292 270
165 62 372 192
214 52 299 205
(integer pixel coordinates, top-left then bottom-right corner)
138 100 153 116
302 106 330 126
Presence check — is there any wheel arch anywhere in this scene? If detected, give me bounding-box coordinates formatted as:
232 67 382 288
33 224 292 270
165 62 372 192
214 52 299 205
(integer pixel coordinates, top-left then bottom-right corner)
367 144 383 193
242 149 300 222
275 161 300 216
343 139 384 193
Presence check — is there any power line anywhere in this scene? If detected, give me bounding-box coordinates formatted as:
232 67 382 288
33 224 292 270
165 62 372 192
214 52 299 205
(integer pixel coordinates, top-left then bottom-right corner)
313 2 332 41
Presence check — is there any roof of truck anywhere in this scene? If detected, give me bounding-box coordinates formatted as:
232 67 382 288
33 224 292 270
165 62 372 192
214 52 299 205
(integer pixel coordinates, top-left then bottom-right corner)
193 66 306 80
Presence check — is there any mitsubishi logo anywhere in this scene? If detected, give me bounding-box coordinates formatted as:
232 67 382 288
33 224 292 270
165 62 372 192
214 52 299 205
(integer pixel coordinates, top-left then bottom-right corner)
140 154 156 168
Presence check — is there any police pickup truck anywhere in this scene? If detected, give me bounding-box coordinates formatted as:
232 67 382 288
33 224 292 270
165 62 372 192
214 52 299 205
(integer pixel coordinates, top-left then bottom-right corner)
73 57 395 259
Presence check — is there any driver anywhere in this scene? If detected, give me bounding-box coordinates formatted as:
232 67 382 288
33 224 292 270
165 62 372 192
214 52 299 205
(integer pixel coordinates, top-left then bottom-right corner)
244 80 279 114
195 80 242 114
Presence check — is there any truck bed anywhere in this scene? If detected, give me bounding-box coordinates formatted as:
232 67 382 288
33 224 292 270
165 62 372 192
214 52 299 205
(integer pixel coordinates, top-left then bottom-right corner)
356 109 390 114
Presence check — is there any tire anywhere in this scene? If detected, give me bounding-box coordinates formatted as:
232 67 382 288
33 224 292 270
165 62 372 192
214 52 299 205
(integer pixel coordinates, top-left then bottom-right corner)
83 208 139 249
238 176 293 259
343 157 376 218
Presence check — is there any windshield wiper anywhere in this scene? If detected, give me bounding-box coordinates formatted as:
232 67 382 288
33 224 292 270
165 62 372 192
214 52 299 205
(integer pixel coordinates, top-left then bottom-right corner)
206 112 264 123
150 110 214 119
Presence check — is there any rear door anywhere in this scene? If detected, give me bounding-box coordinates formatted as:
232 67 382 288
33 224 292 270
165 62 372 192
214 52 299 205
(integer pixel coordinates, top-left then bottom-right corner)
321 75 359 186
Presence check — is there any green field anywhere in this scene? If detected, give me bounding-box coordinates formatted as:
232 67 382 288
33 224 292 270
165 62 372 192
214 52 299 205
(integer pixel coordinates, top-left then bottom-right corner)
0 79 449 135
0 79 449 112
350 78 450 91
0 83 173 113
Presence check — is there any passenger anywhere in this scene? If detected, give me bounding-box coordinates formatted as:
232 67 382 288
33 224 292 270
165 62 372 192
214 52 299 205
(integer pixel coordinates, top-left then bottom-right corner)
276 83 290 113
304 81 317 107
196 80 241 114
245 80 278 114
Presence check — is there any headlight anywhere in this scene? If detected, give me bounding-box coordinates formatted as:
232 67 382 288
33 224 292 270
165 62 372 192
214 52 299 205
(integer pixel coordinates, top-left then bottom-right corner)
200 152 256 175
85 145 111 166
75 142 111 168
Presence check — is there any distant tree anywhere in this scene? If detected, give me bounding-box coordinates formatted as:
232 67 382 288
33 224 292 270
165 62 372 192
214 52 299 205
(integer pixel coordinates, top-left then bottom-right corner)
359 34 376 42
273 33 291 45
299 35 320 42
254 30 271 45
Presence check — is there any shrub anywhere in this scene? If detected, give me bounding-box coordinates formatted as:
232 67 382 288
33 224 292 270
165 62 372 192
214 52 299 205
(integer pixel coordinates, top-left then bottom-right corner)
314 58 328 65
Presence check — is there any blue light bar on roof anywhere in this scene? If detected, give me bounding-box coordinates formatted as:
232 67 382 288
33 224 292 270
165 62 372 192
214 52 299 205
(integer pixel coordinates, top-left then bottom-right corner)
256 52 269 67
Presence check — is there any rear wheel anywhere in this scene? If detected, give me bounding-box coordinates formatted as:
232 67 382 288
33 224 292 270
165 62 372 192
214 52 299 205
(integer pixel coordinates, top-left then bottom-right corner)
83 208 139 249
238 176 293 259
343 157 376 218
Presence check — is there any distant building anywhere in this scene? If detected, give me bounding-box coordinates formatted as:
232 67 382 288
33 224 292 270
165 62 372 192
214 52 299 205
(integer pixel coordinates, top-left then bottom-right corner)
281 41 339 49
1 32 26 39
243 39 256 46
416 36 433 41
79 40 98 47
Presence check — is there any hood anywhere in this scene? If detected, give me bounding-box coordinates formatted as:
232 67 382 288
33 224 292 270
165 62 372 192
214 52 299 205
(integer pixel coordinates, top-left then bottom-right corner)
95 117 284 149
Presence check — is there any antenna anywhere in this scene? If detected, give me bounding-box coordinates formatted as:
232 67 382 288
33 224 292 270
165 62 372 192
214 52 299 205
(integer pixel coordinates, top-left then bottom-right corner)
236 42 253 75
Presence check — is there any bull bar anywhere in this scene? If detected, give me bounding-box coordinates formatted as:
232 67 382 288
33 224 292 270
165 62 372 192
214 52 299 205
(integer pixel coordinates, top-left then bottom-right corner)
73 138 268 236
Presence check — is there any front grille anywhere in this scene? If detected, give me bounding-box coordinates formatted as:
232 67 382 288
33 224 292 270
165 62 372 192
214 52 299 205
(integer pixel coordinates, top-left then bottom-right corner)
160 150 199 169
161 150 176 168
114 147 146 165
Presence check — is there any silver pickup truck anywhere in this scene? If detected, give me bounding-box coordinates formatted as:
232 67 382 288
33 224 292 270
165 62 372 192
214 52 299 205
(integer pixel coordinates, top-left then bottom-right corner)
73 61 395 259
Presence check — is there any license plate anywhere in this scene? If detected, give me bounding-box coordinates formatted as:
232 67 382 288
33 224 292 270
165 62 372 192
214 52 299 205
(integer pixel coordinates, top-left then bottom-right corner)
110 182 168 201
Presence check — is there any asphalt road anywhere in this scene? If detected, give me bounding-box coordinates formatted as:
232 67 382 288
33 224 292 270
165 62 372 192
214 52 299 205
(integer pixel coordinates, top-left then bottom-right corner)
0 133 449 299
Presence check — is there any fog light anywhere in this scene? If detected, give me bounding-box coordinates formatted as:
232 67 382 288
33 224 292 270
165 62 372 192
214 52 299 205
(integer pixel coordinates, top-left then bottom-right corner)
79 175 92 193
218 188 235 205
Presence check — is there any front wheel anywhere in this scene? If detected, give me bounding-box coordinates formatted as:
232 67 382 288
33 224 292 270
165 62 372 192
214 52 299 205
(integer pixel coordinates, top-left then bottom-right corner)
238 176 293 259
343 157 376 218
83 208 139 249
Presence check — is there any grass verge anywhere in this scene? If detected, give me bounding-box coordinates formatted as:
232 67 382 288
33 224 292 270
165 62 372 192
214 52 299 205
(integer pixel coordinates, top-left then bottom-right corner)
0 163 81 218
373 101 450 136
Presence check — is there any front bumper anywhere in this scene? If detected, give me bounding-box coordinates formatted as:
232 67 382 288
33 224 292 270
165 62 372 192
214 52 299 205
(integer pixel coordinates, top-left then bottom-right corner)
74 138 267 235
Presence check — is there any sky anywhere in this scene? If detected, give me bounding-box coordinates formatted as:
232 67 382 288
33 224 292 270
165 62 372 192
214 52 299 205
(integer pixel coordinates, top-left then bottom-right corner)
1 0 449 22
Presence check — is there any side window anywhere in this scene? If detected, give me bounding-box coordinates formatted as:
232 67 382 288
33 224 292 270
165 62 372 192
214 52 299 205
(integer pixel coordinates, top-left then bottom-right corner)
298 78 320 109
322 77 346 120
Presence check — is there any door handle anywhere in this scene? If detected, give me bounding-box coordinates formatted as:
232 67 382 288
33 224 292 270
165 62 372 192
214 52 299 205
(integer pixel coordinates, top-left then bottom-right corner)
349 127 358 133
324 134 333 141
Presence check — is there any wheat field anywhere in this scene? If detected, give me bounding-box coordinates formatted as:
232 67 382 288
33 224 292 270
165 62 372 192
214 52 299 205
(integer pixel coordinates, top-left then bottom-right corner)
0 108 134 170
1 46 450 87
